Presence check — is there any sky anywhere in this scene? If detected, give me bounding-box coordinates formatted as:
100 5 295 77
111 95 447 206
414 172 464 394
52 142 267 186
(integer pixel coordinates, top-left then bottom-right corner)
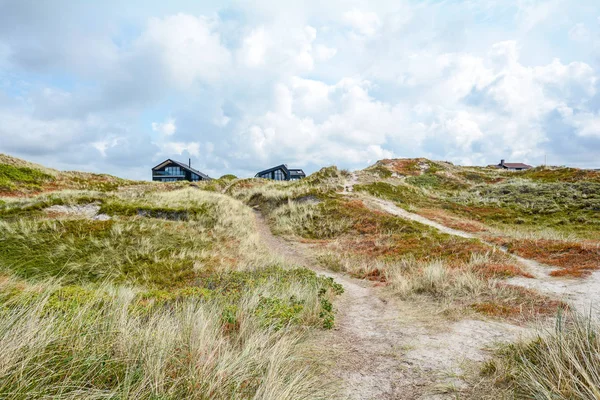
0 0 599 180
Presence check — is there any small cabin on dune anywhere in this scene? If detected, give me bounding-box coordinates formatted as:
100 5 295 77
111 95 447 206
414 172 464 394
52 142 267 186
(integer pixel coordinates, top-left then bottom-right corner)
493 159 532 171
255 164 306 181
152 159 212 182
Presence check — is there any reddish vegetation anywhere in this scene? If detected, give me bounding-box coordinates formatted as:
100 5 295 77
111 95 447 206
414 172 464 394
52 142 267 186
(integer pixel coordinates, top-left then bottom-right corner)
361 268 387 282
474 263 534 279
417 208 488 233
378 159 422 176
472 302 520 318
346 200 391 235
496 238 600 278
549 268 590 278
335 233 493 266
233 180 262 190
520 167 600 183
472 285 566 320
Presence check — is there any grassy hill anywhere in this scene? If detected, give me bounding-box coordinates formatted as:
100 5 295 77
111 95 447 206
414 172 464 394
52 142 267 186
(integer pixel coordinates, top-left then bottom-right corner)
0 155 341 399
1 154 599 399
0 153 140 194
354 159 600 278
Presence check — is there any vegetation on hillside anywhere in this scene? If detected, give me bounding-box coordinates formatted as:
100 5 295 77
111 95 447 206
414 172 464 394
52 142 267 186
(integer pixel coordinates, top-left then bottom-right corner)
0 153 138 195
1 154 599 399
0 158 342 399
230 166 563 322
357 159 600 277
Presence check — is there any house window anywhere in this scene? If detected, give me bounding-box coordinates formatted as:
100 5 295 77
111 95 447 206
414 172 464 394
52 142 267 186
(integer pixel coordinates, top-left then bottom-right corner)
192 173 200 181
274 169 285 181
165 166 183 175
162 178 178 182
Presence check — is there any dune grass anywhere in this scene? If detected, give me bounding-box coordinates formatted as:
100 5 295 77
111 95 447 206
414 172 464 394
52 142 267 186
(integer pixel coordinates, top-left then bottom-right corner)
0 185 343 399
0 277 336 399
317 251 560 321
484 310 600 399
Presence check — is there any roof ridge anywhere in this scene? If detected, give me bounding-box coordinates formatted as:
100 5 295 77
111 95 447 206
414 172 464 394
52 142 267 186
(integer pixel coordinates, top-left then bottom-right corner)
153 159 212 180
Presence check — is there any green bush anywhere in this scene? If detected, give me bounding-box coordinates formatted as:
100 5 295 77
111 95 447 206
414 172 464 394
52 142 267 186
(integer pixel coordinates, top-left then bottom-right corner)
365 164 393 178
255 296 305 330
0 164 54 192
407 173 467 190
219 174 237 180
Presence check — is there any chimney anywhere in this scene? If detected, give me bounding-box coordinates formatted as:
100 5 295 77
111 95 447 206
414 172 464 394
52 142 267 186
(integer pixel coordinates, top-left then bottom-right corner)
189 158 191 168
500 159 505 166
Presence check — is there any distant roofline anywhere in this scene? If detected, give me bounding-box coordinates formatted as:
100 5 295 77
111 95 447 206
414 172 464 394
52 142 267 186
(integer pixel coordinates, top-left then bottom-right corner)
255 164 306 178
152 158 212 180
499 162 532 168
255 164 288 177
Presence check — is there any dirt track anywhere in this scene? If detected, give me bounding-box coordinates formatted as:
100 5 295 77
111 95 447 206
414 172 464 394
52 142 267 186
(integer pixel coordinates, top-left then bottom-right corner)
363 196 600 314
254 211 524 400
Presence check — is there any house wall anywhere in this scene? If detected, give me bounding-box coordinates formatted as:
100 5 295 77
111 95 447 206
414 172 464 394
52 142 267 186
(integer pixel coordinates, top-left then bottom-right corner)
152 161 206 182
258 168 288 180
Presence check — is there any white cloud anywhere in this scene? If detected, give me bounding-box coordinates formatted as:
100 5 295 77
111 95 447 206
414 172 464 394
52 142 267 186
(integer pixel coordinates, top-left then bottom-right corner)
239 26 271 67
314 44 337 61
516 0 562 32
92 137 121 157
443 112 484 150
569 23 591 42
568 112 600 137
159 141 201 157
343 9 382 37
136 14 231 87
488 41 520 70
152 118 177 136
213 108 230 127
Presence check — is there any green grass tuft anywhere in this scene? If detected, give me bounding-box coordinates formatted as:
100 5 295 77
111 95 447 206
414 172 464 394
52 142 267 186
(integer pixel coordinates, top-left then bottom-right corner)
0 164 54 193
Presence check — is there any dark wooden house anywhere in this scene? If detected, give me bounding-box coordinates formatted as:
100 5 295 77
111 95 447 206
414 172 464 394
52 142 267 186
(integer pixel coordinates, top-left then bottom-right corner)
152 159 212 182
255 164 306 181
495 159 532 171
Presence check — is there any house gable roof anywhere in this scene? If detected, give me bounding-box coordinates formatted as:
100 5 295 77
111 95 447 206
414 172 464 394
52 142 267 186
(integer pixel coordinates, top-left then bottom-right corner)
152 159 212 180
500 162 532 169
255 164 290 177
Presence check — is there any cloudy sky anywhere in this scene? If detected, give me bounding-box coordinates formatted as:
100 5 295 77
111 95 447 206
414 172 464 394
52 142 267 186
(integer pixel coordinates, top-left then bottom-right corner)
0 0 599 179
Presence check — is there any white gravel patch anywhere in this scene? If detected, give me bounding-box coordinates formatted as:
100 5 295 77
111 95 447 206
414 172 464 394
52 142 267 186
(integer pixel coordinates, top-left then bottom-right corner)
44 204 111 221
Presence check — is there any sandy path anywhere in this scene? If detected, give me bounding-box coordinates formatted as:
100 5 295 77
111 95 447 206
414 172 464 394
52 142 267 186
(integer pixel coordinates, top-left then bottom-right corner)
362 196 600 313
343 173 359 194
253 211 524 399
367 198 475 239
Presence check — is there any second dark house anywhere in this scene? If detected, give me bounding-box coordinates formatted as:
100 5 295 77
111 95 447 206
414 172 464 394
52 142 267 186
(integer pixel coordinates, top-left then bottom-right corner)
152 159 212 182
255 164 306 181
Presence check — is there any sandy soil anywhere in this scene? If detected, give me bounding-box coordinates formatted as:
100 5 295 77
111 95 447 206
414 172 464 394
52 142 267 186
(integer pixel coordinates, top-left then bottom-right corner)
44 204 111 220
254 211 524 399
366 198 475 239
343 173 359 194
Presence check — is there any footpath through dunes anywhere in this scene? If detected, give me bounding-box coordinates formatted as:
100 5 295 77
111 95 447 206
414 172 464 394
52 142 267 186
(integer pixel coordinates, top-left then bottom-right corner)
253 211 525 400
360 195 600 314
